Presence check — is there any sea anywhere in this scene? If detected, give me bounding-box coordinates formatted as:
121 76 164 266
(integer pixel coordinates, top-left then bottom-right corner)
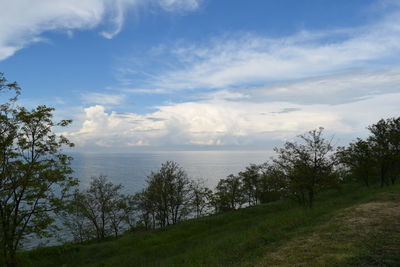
71 150 274 192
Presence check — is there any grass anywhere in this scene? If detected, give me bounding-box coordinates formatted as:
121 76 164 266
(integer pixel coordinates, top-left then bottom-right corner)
19 183 400 266
347 198 400 266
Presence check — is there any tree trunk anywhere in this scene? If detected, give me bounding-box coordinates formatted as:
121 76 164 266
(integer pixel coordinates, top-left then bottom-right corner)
114 226 118 238
5 249 17 267
364 170 369 187
308 189 314 208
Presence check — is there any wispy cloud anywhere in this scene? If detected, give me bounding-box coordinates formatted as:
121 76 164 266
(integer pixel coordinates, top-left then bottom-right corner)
240 69 400 105
115 4 400 92
159 0 201 12
0 0 202 60
81 92 126 105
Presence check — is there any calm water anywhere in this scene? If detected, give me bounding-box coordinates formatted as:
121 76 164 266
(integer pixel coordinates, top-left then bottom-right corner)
70 151 274 192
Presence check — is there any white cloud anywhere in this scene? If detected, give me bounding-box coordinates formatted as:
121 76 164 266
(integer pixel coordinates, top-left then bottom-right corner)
81 92 126 105
242 69 400 104
159 0 201 12
117 6 400 92
65 86 400 150
0 0 201 60
65 105 165 148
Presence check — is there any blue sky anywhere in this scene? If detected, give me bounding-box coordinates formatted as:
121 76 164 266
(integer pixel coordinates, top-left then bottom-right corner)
1 0 399 151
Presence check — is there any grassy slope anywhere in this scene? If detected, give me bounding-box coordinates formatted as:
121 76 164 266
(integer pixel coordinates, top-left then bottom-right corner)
21 184 400 266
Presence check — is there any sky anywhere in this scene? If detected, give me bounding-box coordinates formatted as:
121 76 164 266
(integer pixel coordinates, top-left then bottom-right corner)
0 0 399 152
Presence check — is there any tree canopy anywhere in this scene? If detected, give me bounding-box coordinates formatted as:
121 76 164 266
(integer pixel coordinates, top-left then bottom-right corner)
0 73 77 267
274 128 338 208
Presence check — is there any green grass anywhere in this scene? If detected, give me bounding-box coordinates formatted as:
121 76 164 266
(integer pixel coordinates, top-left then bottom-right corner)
19 184 400 266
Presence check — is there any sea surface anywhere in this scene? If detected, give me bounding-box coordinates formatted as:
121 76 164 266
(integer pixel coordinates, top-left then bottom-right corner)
70 150 274 192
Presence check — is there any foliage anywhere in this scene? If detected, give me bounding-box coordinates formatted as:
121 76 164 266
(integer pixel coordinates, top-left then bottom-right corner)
367 117 400 186
189 179 213 218
337 117 400 188
132 189 156 230
274 128 338 207
62 176 130 242
337 138 377 187
134 161 192 228
259 162 287 203
213 174 245 212
60 192 94 244
238 164 263 206
0 73 77 266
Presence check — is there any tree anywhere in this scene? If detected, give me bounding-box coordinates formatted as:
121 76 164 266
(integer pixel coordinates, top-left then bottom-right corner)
239 164 263 206
336 138 376 187
274 128 338 208
60 192 94 243
190 179 213 218
133 189 156 230
142 161 192 227
108 194 132 237
72 176 128 240
0 74 77 266
259 163 287 203
62 178 134 243
119 194 137 231
367 117 400 186
214 174 244 212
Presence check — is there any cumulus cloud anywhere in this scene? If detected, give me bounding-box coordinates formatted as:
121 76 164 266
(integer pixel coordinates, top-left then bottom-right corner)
65 86 400 150
65 105 164 148
0 0 201 60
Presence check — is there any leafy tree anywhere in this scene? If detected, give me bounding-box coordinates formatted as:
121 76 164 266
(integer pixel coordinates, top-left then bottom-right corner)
367 117 400 186
62 179 134 242
238 164 263 206
274 128 338 208
133 189 156 229
119 194 138 230
0 73 20 102
337 138 376 187
60 192 94 243
0 74 77 266
142 161 192 227
108 194 132 237
72 176 128 240
259 163 287 203
190 179 213 218
214 174 244 212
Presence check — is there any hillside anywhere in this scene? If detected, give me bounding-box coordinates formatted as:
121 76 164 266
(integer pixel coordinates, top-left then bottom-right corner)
21 184 400 266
